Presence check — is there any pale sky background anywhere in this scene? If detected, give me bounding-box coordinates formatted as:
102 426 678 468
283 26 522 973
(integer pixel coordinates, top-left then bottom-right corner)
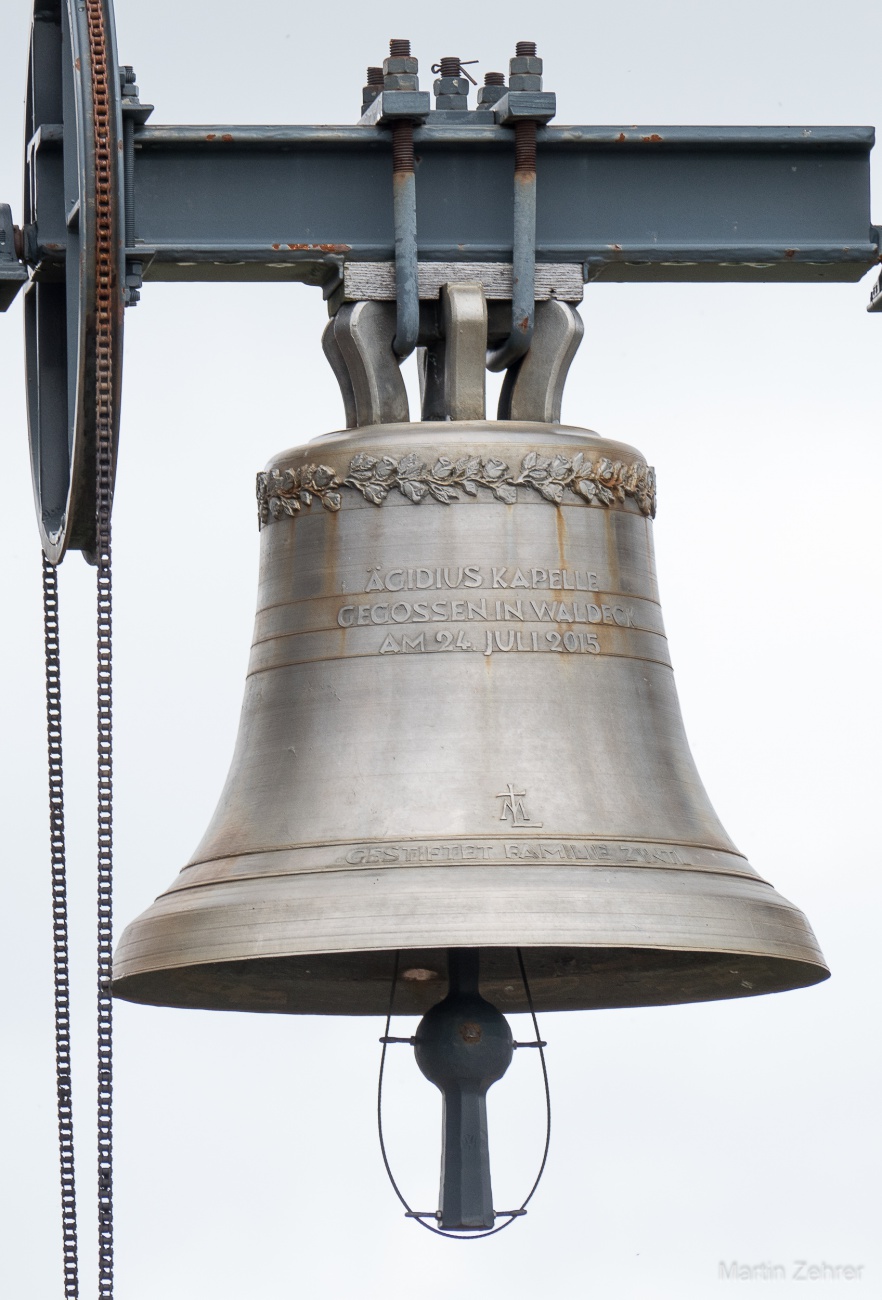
1 1 880 1296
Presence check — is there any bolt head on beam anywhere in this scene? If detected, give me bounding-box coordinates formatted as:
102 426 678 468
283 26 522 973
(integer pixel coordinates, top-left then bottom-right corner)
509 55 543 75
384 74 419 91
434 76 469 96
477 83 507 107
509 74 543 92
383 56 418 75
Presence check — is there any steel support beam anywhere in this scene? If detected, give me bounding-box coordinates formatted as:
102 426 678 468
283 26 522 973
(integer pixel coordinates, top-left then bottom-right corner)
18 122 879 295
91 123 880 287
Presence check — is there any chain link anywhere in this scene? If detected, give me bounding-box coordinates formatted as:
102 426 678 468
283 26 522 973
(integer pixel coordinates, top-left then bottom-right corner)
85 2 115 1295
42 556 80 1299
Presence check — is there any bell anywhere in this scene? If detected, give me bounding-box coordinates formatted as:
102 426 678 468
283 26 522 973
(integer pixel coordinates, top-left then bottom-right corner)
113 393 827 1015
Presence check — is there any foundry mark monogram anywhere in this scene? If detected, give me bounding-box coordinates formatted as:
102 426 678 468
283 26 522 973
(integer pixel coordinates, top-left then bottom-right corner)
496 783 543 828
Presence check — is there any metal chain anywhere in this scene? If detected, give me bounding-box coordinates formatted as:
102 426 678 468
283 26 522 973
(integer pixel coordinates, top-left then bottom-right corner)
85 2 115 1295
42 555 80 1299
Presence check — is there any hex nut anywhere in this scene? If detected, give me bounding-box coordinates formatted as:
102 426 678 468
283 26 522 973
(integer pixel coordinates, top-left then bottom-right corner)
509 55 543 75
384 73 419 91
383 56 418 75
434 94 469 110
433 76 469 96
477 85 506 106
509 74 543 92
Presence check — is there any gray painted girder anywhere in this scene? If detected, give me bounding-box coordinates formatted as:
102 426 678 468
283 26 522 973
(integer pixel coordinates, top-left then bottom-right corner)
102 123 878 285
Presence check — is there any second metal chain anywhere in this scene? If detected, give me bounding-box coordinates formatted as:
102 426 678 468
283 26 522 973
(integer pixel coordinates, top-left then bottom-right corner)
86 1 116 1295
42 556 80 1300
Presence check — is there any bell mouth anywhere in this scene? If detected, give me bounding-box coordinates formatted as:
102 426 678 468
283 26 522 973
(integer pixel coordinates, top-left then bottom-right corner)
112 945 828 1017
112 862 829 1016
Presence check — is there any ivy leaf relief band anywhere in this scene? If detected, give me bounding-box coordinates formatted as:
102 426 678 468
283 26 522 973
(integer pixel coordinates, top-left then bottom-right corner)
256 452 656 527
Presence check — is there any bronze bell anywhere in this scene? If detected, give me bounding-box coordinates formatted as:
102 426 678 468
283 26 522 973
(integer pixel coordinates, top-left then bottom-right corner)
113 295 828 1017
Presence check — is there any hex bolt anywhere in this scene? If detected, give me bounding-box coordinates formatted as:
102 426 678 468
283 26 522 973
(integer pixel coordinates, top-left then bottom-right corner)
433 56 470 110
487 39 550 373
384 39 419 86
362 66 384 114
477 71 507 110
509 41 542 92
392 122 415 173
389 55 418 357
372 37 425 360
515 119 537 173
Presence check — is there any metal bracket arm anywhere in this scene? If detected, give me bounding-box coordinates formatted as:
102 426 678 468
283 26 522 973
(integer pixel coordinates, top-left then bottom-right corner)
326 286 583 427
0 204 27 311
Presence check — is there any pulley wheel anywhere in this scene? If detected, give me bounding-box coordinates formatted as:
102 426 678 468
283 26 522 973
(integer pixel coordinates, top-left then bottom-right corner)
23 0 124 563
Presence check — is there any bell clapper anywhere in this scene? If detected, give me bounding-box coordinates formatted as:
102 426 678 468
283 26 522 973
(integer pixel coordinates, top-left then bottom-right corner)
378 947 551 1237
414 949 514 1231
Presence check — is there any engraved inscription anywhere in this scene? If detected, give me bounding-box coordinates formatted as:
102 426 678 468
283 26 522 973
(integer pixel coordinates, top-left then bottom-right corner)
342 843 496 864
257 451 656 525
337 840 688 866
335 558 646 657
337 598 636 629
379 632 434 654
364 566 600 592
484 630 600 655
497 784 543 828
336 589 645 655
373 629 603 656
503 842 686 864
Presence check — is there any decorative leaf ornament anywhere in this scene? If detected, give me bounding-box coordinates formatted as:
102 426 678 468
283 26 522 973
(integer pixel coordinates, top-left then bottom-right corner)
257 451 656 527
